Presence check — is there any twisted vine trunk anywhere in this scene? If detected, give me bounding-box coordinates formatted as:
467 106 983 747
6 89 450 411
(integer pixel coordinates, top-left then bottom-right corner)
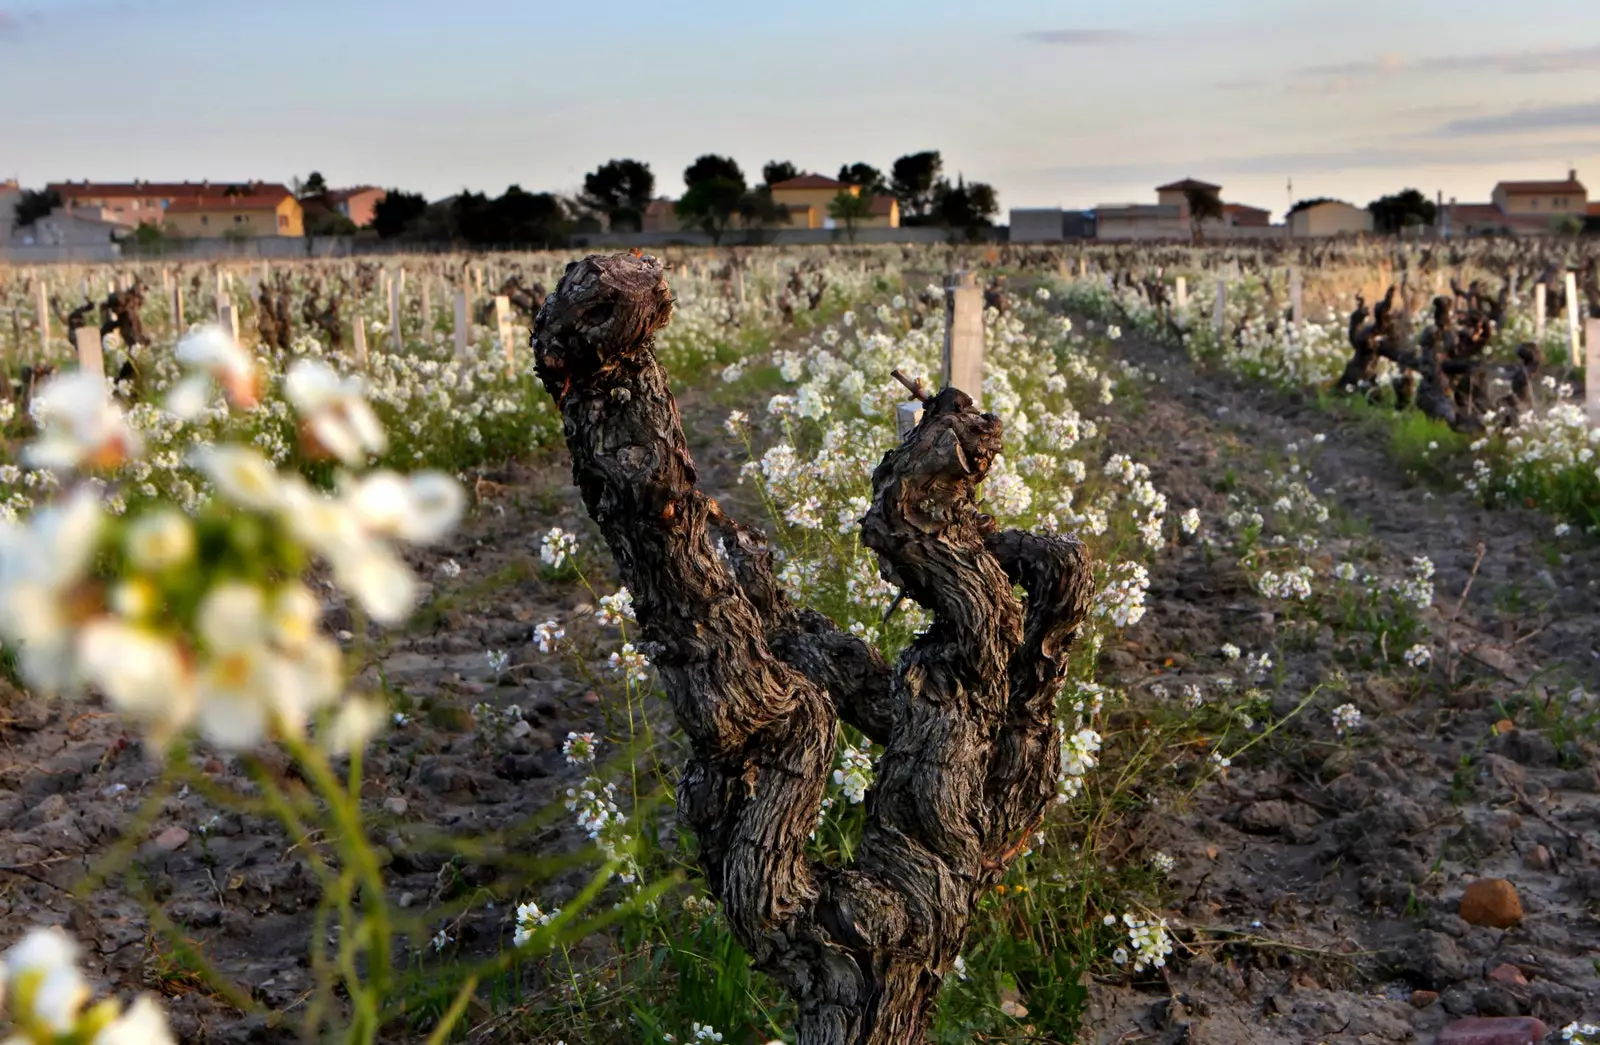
532 253 1095 1045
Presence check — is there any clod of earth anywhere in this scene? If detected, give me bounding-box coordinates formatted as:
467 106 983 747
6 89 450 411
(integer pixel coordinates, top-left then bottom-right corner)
1458 878 1523 929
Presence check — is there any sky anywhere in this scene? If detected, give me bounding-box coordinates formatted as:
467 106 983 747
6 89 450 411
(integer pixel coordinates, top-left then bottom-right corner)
3 0 1599 221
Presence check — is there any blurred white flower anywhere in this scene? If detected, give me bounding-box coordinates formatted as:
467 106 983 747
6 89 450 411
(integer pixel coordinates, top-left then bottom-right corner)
25 370 143 471
285 360 387 466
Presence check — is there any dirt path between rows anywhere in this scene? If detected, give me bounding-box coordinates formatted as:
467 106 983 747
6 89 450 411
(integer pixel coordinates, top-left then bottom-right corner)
1083 331 1600 1043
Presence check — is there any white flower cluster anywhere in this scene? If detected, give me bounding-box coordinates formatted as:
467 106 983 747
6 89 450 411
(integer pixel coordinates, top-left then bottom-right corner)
596 588 636 625
1094 561 1151 628
1331 703 1362 735
833 743 875 804
1105 912 1173 972
1057 726 1103 802
1256 565 1314 601
513 900 559 948
608 642 651 685
540 527 580 569
2 927 175 1044
1402 643 1432 669
1564 1022 1600 1044
1392 556 1435 612
534 619 565 653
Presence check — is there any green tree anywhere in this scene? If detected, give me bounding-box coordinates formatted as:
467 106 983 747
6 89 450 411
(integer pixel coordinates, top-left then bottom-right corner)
934 177 999 237
294 171 328 197
1367 189 1437 234
891 151 944 224
1550 213 1584 236
131 222 166 252
581 159 655 232
1183 185 1224 243
828 190 873 243
762 160 801 188
371 189 429 239
678 155 747 244
838 162 888 196
13 188 61 228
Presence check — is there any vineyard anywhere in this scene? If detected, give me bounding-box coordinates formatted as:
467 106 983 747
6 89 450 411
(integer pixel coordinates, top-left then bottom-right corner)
0 240 1598 1045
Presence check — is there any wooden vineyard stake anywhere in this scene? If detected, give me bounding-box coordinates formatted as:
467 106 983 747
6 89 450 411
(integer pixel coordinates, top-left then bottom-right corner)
1289 267 1304 329
74 326 105 382
735 264 746 305
942 271 985 407
219 302 240 343
421 280 432 342
1175 276 1188 319
215 291 231 322
36 282 50 354
494 295 514 375
1214 279 1227 338
1587 318 1600 426
1535 283 1546 343
1566 272 1581 365
388 273 403 350
453 289 469 359
172 282 184 332
352 312 369 369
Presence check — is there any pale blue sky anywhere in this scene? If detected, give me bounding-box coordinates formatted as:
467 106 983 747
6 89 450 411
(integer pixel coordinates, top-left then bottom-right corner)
3 0 1599 219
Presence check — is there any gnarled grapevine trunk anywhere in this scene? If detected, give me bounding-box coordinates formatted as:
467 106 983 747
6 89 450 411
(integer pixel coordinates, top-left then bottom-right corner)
532 253 1095 1045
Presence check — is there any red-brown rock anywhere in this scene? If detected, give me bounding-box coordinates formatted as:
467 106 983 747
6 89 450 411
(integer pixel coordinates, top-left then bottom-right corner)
1486 963 1528 986
1436 1016 1547 1045
1409 989 1439 1008
1458 878 1523 928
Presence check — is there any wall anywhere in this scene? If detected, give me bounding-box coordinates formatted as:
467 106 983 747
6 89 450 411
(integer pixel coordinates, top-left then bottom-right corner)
573 225 991 248
1291 203 1374 237
770 186 852 228
1493 187 1587 215
1009 208 1065 243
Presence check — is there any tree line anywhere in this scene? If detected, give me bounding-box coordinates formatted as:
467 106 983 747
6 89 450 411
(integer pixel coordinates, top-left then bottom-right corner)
369 150 999 246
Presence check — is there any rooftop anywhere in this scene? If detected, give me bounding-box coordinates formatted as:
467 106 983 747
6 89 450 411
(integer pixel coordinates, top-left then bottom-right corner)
1494 170 1585 195
49 180 294 200
1156 177 1222 193
770 174 849 191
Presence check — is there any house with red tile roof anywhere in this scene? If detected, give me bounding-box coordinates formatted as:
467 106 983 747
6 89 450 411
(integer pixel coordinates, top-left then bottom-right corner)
1448 170 1587 235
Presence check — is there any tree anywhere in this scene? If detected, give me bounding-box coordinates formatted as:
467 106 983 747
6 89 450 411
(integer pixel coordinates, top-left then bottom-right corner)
582 159 655 232
1183 185 1224 244
1367 189 1437 234
293 171 328 198
13 188 61 228
738 189 789 233
934 177 999 237
371 189 429 239
532 252 1094 1045
487 185 568 247
304 210 358 238
891 151 944 224
828 190 873 243
1287 197 1340 216
762 161 801 188
838 162 888 196
678 155 747 244
683 154 745 192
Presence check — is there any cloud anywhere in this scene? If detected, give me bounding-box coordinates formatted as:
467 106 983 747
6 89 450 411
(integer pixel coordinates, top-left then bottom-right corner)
1429 100 1600 137
1299 43 1600 80
1020 29 1132 46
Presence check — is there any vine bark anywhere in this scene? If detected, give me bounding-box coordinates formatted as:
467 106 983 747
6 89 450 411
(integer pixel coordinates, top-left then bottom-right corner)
532 253 1095 1045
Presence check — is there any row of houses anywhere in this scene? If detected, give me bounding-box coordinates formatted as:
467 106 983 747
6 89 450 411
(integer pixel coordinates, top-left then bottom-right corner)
642 173 899 232
2 180 387 249
1011 171 1597 242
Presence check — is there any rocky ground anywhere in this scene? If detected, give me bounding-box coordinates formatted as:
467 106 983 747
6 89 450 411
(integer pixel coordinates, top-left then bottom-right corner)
1085 333 1600 1044
1 318 1597 1045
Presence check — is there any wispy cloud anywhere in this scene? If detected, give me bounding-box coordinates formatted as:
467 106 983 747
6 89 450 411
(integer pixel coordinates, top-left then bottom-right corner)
1021 29 1132 46
1300 43 1600 79
1429 100 1600 137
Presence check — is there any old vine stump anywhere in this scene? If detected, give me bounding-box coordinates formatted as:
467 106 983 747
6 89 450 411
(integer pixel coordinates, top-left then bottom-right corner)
532 253 1095 1045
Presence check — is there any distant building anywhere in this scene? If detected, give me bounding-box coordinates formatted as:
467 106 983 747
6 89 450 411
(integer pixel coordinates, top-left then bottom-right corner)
1448 170 1588 236
1491 171 1586 217
163 187 304 238
0 179 20 242
768 174 898 229
641 198 681 233
1289 200 1374 238
313 186 386 228
1008 207 1099 242
46 180 306 237
10 205 126 247
1093 178 1277 240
